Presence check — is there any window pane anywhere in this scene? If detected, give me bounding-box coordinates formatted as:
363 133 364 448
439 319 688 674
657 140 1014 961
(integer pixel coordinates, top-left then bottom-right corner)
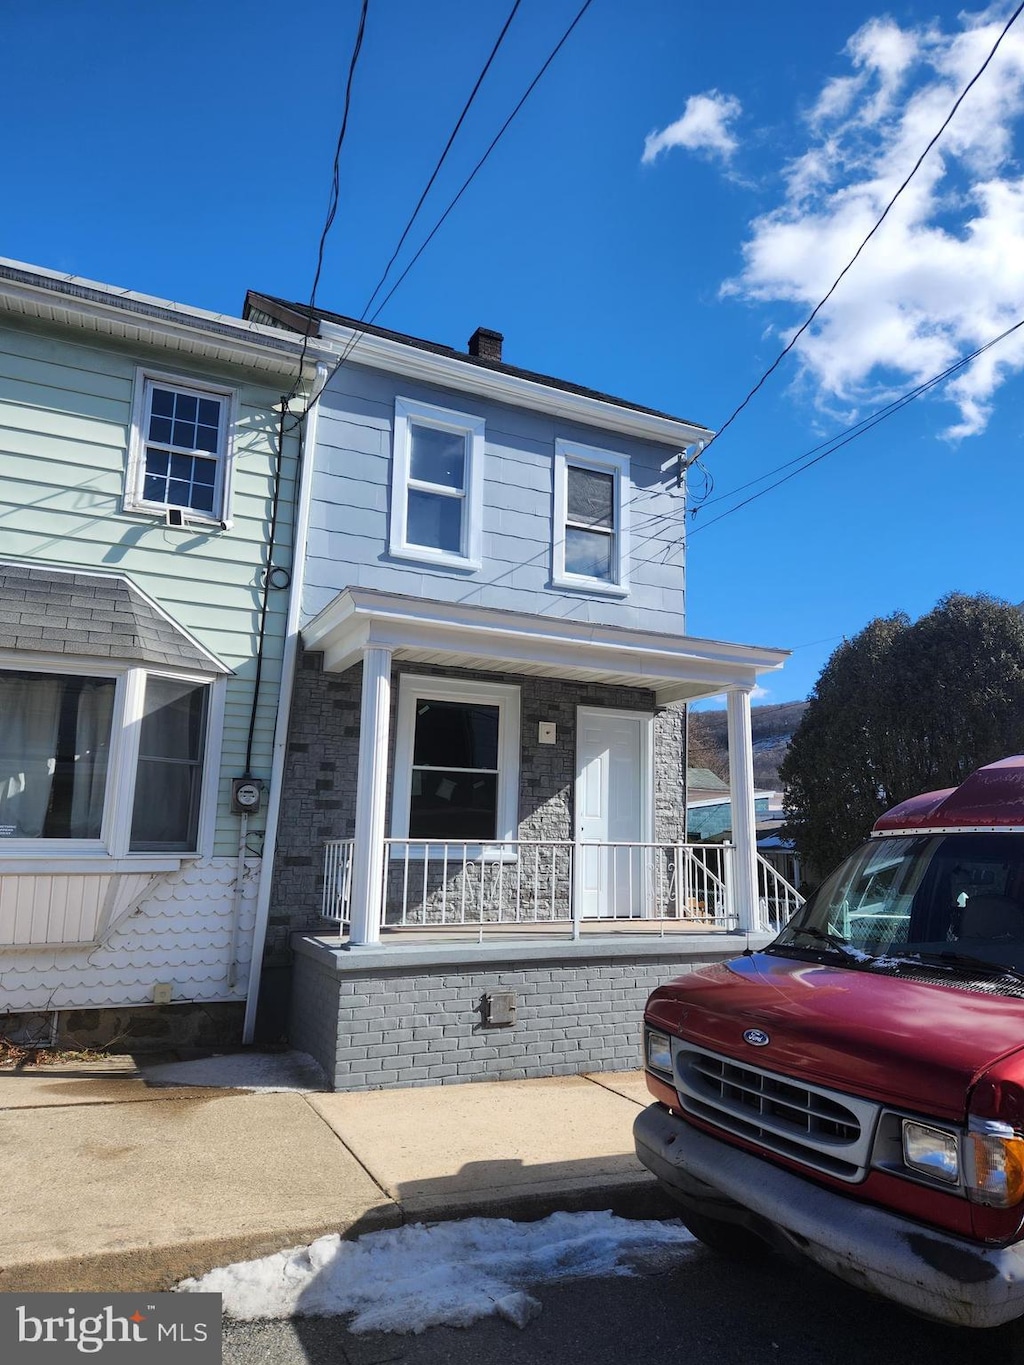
409 770 498 840
130 677 208 852
567 466 614 528
0 670 114 839
150 388 175 418
197 398 221 426
565 526 614 580
137 678 206 761
413 700 499 769
195 423 219 453
148 415 173 443
409 424 465 489
173 419 197 449
174 393 198 423
407 488 463 553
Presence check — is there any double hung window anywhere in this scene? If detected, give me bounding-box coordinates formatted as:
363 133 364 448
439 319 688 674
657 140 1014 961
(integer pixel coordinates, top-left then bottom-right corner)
392 676 520 847
390 398 484 570
126 372 234 523
553 441 630 594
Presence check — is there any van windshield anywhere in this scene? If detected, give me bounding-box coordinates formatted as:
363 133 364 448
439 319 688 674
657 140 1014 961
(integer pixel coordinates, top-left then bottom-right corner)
772 833 1024 978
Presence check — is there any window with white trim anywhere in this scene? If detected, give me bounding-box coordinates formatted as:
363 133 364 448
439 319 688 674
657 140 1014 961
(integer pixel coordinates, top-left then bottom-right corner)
552 441 630 594
390 397 485 570
125 372 234 522
391 676 520 844
0 664 212 854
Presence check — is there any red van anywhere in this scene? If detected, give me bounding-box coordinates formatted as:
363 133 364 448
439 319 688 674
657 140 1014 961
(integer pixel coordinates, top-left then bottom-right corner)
635 756 1024 1328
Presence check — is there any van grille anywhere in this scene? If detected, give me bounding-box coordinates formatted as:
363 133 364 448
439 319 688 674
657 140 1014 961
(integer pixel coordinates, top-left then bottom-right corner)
674 1045 880 1182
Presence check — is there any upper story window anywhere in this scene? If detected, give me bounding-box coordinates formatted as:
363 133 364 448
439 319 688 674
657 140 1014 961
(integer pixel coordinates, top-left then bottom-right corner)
391 675 520 846
390 397 485 571
125 371 235 524
0 663 213 855
552 441 630 596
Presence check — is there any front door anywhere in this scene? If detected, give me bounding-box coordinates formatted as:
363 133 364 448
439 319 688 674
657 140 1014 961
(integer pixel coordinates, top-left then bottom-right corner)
575 708 651 917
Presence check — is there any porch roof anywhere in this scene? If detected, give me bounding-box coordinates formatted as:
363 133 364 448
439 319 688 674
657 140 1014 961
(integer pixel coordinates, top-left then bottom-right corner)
301 587 789 706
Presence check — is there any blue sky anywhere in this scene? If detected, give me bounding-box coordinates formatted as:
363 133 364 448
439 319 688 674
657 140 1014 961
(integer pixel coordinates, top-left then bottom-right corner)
5 0 1024 705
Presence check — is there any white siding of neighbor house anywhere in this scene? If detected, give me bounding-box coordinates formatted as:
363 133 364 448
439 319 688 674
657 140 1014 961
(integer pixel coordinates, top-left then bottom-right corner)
303 361 688 633
0 318 298 1011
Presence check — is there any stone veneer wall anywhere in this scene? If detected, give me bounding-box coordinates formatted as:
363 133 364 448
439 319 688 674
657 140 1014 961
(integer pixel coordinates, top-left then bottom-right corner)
289 937 741 1090
266 653 687 962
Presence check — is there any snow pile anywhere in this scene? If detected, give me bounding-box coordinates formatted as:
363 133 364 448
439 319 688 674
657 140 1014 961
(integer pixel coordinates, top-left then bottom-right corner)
142 1050 326 1092
178 1211 697 1333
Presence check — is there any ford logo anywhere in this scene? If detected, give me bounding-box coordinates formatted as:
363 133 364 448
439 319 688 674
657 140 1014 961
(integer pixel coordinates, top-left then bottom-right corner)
743 1029 770 1047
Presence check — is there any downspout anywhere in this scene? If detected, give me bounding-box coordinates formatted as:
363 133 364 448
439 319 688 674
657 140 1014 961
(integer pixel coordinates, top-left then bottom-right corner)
242 361 329 1043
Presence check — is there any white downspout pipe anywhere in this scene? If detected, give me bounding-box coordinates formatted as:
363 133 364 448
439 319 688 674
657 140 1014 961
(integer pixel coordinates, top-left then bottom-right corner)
242 362 329 1044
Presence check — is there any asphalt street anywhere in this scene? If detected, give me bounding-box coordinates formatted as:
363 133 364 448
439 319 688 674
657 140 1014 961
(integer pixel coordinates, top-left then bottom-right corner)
221 1234 1022 1365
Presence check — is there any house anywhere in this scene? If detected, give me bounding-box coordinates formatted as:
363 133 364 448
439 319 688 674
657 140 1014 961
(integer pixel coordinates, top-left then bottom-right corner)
243 295 797 1088
685 765 773 841
0 260 326 1049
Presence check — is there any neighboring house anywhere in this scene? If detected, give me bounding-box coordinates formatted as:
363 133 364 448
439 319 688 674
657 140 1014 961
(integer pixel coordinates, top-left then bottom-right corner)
685 766 772 841
0 260 325 1048
243 295 797 1088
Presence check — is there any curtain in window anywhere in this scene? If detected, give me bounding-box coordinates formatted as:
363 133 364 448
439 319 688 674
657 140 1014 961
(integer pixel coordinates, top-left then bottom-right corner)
0 674 60 838
69 680 115 838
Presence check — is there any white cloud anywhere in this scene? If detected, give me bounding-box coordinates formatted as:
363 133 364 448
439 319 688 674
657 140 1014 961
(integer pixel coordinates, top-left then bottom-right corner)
643 90 742 166
726 7 1024 437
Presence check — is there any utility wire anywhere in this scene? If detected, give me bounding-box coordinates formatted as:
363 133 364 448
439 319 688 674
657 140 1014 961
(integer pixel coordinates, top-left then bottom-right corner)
697 0 1024 464
324 0 596 386
289 0 371 404
359 1 523 322
688 314 1024 534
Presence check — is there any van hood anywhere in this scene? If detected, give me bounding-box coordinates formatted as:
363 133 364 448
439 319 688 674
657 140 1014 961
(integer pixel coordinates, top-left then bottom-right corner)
647 952 1024 1122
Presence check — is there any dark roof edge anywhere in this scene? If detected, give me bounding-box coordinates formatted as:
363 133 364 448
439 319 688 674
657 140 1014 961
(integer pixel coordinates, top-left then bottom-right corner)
243 291 712 434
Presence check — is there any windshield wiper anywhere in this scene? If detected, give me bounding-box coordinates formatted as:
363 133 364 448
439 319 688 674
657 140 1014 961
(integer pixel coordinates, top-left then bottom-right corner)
903 950 1024 985
782 924 870 964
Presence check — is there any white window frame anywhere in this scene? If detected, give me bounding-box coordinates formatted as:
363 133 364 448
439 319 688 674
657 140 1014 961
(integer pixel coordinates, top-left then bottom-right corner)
389 397 485 571
390 674 520 854
124 368 237 527
0 652 223 871
552 440 631 596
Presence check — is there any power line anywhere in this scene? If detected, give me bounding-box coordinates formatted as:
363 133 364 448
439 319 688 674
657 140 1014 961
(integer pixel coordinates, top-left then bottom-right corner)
359 1 523 323
687 314 1024 535
289 0 371 403
324 0 596 387
697 0 1024 465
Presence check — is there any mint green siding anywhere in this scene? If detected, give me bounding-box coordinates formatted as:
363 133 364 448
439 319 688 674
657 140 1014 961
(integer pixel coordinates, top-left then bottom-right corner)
0 319 299 858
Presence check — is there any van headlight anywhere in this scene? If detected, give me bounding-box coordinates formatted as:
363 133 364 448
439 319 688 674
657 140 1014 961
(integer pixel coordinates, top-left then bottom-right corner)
902 1120 960 1184
964 1120 1024 1207
645 1028 673 1074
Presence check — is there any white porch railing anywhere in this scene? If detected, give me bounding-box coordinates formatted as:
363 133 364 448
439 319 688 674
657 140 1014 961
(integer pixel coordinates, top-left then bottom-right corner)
756 853 804 933
321 838 800 937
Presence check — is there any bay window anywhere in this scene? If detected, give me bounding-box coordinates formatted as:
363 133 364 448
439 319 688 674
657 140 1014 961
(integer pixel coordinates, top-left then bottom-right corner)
0 663 213 857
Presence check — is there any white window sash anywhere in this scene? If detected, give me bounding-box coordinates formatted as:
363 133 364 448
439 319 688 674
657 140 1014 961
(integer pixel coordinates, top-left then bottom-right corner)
124 368 237 527
552 440 631 596
390 674 520 850
390 397 485 570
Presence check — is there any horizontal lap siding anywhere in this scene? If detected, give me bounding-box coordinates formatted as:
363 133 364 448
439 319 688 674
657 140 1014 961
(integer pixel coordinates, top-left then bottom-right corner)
0 321 299 858
305 362 687 633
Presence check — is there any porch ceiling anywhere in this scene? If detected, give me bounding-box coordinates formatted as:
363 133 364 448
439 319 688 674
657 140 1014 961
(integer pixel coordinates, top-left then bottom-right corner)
302 588 789 705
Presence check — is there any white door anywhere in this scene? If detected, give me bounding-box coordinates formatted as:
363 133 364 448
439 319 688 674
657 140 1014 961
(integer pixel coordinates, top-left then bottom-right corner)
576 708 650 918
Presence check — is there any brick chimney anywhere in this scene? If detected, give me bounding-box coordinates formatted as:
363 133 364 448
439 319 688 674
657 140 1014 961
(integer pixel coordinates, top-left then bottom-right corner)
468 327 503 362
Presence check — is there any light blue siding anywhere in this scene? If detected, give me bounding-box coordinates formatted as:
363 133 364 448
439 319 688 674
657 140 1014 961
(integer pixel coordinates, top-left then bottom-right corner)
304 361 689 633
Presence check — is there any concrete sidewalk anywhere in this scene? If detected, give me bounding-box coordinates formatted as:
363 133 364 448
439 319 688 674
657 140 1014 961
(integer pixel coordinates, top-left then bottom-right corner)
0 1057 669 1293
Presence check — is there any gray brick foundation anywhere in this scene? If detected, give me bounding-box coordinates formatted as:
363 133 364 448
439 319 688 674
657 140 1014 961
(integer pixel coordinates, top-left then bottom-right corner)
289 933 756 1091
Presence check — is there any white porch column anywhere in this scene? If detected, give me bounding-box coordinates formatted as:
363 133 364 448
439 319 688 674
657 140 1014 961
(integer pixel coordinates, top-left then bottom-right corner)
348 646 393 946
727 686 759 933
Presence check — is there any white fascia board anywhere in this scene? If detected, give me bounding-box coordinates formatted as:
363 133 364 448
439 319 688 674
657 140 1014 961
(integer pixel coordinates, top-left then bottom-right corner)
0 258 331 378
316 320 711 448
302 587 789 694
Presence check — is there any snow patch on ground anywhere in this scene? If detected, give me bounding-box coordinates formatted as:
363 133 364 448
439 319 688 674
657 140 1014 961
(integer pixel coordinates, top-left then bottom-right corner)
142 1050 326 1092
178 1211 697 1334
